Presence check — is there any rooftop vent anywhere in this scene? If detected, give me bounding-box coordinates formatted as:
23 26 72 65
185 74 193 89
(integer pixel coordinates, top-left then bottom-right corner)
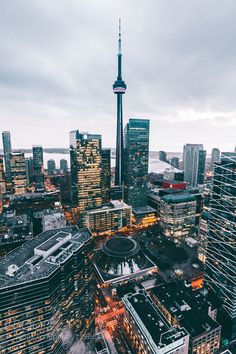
6 264 19 277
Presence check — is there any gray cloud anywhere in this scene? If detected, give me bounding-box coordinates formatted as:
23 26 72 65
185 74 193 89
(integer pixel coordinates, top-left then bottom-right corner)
0 0 236 152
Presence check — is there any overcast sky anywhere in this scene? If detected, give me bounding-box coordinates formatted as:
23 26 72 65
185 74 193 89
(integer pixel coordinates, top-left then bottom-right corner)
0 0 236 152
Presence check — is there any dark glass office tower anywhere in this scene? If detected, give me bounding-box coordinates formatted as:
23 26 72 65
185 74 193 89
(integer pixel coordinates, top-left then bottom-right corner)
2 131 12 183
205 153 236 338
70 130 102 224
26 157 34 185
197 149 206 185
124 119 150 207
33 146 45 192
113 19 127 187
159 151 167 162
47 159 56 175
101 148 111 204
210 148 220 171
183 144 206 186
60 158 68 173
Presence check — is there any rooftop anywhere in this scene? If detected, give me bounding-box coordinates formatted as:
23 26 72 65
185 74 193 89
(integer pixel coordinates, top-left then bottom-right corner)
0 226 91 289
87 200 131 214
151 281 220 337
161 193 195 203
124 291 188 348
132 205 156 215
95 237 156 284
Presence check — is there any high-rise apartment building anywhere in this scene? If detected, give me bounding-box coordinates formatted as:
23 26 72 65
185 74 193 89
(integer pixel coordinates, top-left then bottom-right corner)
113 19 126 187
0 226 95 353
183 144 206 186
10 152 27 195
33 146 45 192
60 159 68 173
47 159 56 175
70 130 102 224
205 153 236 338
210 148 220 170
124 118 150 207
101 148 111 204
2 131 12 184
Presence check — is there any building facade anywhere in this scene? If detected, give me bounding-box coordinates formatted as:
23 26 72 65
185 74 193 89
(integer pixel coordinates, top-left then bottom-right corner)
210 148 220 171
205 153 236 337
183 144 206 186
33 146 45 192
101 148 111 204
151 282 221 354
85 200 131 235
70 130 102 224
159 150 167 162
160 194 196 243
26 157 34 186
170 157 180 169
10 152 27 195
0 155 6 195
123 291 189 354
60 159 68 173
47 159 56 175
124 118 150 208
0 226 95 353
2 131 12 184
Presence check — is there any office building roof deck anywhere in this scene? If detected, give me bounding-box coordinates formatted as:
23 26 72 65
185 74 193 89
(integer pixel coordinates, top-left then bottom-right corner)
124 291 188 348
87 200 131 214
0 226 91 289
151 281 220 337
132 205 156 215
161 194 195 203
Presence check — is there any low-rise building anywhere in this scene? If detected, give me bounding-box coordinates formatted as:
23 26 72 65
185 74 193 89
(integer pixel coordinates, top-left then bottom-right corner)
85 200 131 235
95 237 157 286
33 209 67 236
123 290 189 354
132 205 157 226
150 281 221 354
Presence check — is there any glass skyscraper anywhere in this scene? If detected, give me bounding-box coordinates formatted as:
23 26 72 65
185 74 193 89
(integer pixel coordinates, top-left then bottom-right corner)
47 159 56 175
2 131 12 184
210 148 220 171
60 158 68 173
124 118 150 207
101 148 111 204
33 146 45 192
70 130 102 225
183 144 206 186
10 152 27 195
205 153 236 337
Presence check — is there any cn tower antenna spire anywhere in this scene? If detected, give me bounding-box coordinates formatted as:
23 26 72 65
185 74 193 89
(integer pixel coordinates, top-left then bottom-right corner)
113 19 127 187
119 18 121 54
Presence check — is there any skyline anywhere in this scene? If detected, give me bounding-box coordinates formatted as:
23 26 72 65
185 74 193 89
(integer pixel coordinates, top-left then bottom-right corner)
1 1 236 152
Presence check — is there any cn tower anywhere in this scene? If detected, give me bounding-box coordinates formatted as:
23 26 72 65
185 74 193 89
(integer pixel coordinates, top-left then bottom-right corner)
113 19 127 187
